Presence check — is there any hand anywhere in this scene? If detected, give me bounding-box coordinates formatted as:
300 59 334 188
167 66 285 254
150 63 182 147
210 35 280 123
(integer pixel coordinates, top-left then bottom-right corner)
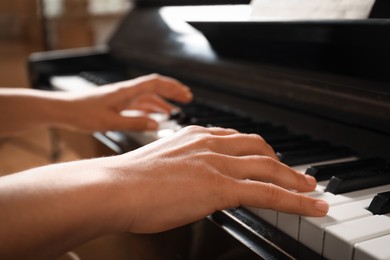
108 126 329 233
0 126 328 259
59 73 192 132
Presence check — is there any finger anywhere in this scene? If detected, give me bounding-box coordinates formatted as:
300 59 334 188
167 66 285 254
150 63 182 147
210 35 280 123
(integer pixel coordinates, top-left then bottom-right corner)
115 74 193 103
108 115 158 131
203 133 278 160
215 155 316 192
179 126 239 136
206 127 239 136
230 180 328 217
128 94 179 114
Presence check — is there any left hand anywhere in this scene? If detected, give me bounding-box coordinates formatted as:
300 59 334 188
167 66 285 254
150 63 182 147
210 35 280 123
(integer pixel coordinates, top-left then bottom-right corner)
59 73 192 132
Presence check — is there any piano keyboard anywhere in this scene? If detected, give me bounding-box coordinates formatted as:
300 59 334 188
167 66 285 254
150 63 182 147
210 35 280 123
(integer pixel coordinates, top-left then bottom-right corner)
50 71 390 260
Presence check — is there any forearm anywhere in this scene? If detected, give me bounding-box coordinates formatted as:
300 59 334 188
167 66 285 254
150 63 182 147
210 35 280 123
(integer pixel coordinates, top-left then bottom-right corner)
0 126 329 259
0 88 70 137
0 157 123 260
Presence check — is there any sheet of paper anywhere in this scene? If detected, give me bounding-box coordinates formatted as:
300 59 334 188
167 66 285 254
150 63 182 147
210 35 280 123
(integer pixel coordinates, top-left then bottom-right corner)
250 0 376 20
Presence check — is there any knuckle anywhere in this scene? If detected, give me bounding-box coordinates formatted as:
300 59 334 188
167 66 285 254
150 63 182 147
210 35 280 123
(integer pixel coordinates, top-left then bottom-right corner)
298 194 308 212
200 135 217 147
147 73 160 80
193 150 213 161
264 183 281 206
214 177 239 209
183 125 203 133
259 156 278 172
248 133 267 146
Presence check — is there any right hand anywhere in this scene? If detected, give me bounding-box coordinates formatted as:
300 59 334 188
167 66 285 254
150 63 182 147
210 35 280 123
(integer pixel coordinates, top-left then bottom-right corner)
107 125 329 233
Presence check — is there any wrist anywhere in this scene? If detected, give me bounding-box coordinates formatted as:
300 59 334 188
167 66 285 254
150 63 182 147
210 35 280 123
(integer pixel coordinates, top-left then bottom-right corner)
39 93 76 129
64 157 129 234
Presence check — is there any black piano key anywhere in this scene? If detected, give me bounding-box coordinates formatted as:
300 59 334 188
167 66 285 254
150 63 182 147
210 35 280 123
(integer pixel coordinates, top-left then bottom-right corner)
234 123 284 134
193 115 252 127
178 107 234 125
207 121 257 129
266 134 313 146
306 158 387 181
279 146 353 166
181 106 227 116
273 140 330 153
169 109 182 120
79 71 127 85
272 139 313 151
267 134 311 146
368 191 390 215
325 168 390 194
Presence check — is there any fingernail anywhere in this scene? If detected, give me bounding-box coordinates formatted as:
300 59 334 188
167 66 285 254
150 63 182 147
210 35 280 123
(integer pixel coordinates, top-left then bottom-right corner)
305 175 317 186
314 200 329 213
147 120 158 130
185 91 193 99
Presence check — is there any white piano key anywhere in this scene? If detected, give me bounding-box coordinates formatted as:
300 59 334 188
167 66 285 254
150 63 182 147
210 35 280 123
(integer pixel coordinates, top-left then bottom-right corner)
277 212 301 240
123 117 183 146
257 209 278 226
257 157 357 228
354 234 390 260
50 75 98 91
323 214 390 260
299 198 373 254
257 163 336 228
245 207 258 216
275 182 348 239
276 184 390 241
293 157 357 174
252 185 324 227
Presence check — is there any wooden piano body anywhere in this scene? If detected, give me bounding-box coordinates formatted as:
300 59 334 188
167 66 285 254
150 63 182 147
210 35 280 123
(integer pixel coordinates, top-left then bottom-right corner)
29 2 390 259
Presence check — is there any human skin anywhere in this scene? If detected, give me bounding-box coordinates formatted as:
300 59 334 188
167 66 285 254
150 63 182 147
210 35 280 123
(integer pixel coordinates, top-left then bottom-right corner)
0 74 328 259
0 126 327 260
0 73 193 137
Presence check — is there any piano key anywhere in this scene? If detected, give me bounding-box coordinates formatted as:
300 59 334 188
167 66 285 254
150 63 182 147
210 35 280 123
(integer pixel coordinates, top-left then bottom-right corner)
306 157 387 181
293 157 358 174
325 167 390 194
299 198 374 254
50 75 97 91
267 134 311 146
52 73 390 259
190 116 250 126
177 110 229 124
272 140 330 153
323 214 390 260
368 191 390 215
79 71 128 85
256 209 279 226
254 157 357 227
168 109 181 120
276 184 390 240
274 157 357 237
354 234 390 260
246 207 258 216
279 145 354 166
236 124 288 135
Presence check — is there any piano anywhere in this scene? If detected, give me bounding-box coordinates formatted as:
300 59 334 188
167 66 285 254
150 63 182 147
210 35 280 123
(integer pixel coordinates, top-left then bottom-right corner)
28 1 390 259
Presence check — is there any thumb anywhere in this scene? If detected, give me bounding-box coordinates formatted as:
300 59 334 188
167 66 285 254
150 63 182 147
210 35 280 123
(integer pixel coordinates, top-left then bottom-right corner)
112 116 158 131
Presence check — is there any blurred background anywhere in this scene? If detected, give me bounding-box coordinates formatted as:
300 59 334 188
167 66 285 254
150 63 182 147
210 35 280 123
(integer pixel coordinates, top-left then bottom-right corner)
0 1 154 259
0 0 131 177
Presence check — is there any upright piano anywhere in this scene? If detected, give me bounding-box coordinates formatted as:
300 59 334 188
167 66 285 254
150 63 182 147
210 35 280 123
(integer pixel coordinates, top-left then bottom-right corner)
29 1 390 259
